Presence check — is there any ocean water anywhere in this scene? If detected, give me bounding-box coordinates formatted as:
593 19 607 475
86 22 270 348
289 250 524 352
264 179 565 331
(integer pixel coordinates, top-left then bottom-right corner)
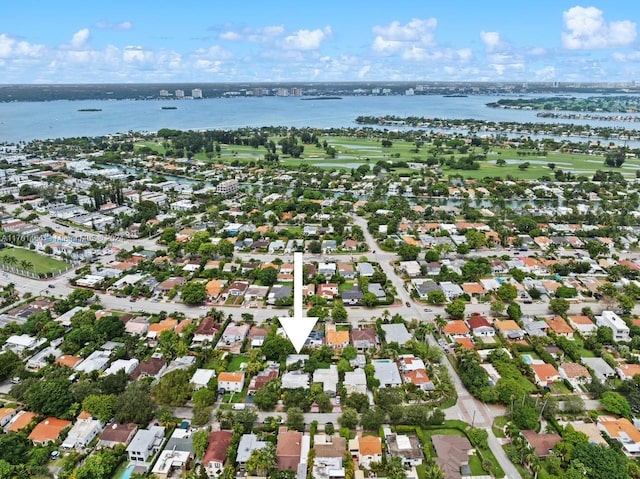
1 94 639 143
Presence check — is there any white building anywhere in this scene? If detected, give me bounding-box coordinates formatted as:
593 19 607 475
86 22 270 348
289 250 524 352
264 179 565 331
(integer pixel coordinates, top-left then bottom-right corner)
597 311 630 342
127 426 165 463
216 179 239 196
61 416 104 450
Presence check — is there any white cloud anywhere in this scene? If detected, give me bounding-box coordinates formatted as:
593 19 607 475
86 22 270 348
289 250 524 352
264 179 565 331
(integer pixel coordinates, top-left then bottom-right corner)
0 34 44 58
613 51 640 61
480 31 501 52
70 29 90 49
94 21 133 30
281 26 332 50
122 45 153 63
358 65 370 78
562 6 636 49
219 25 285 43
372 18 437 55
534 66 556 80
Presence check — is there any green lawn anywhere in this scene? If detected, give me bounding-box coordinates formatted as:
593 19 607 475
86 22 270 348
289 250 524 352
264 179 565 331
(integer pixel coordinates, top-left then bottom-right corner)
492 416 509 438
136 136 640 179
468 454 485 475
0 247 69 276
227 355 249 372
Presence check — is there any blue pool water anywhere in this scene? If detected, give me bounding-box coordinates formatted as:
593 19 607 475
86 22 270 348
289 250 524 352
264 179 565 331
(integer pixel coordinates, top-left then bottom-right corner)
121 465 135 479
522 354 533 364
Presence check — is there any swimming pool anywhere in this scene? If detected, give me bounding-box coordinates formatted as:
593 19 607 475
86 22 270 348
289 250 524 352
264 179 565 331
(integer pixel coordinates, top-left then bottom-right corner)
521 354 533 364
120 465 135 479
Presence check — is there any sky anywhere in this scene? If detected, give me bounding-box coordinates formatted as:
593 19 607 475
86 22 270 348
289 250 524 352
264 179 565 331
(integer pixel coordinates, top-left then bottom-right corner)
2 1 640 84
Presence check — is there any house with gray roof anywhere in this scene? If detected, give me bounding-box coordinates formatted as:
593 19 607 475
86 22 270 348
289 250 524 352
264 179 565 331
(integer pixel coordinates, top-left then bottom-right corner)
381 324 411 346
357 262 375 277
127 425 165 463
237 434 268 464
368 283 386 299
372 359 402 387
581 357 616 382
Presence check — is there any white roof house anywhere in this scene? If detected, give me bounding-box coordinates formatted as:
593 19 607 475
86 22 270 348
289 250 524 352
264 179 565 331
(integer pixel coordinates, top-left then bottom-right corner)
372 359 402 387
381 324 412 346
596 311 630 342
190 368 216 390
61 417 104 450
313 365 339 395
344 369 367 395
104 358 139 376
281 371 310 389
74 350 111 374
4 334 45 355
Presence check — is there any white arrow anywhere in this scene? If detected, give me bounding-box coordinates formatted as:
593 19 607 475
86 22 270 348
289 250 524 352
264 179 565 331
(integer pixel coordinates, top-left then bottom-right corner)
279 251 318 353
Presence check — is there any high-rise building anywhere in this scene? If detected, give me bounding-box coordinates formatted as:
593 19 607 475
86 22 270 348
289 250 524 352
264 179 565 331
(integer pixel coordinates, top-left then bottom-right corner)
159 89 170 97
175 89 185 99
290 87 302 97
276 88 289 97
192 89 203 99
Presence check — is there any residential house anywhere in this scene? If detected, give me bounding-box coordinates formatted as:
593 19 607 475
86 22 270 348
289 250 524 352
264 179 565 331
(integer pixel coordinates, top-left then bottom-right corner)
6 411 37 433
248 326 269 348
462 282 486 297
236 434 268 465
598 418 640 457
381 324 412 346
351 328 377 351
203 430 233 477
399 261 421 277
281 371 310 390
432 435 473 479
494 320 524 340
26 344 63 371
356 436 383 469
342 286 364 306
466 316 495 337
61 413 103 450
205 279 227 300
326 327 350 351
386 433 423 466
597 311 630 342
29 417 72 445
545 316 574 339
146 318 178 341
152 428 194 478
567 315 597 336
268 285 292 305
277 427 303 471
582 357 616 383
4 334 45 356
523 317 549 338
98 423 138 449
218 372 245 393
344 368 367 395
531 363 561 387
317 283 339 300
127 425 165 463
74 350 111 374
559 362 591 389
221 324 249 345
617 363 640 381
520 430 562 458
368 283 387 300
318 262 337 277
443 320 470 338
313 435 347 479
104 358 139 376
313 365 339 395
192 317 220 345
398 355 426 372
440 282 464 301
372 359 402 387
225 281 249 297
357 262 375 277
404 369 434 391
190 368 216 390
338 262 356 279
130 357 167 380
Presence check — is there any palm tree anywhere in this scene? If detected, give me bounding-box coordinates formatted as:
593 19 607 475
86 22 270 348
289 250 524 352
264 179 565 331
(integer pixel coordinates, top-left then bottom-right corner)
434 314 447 334
245 443 277 477
4 255 17 267
20 260 33 271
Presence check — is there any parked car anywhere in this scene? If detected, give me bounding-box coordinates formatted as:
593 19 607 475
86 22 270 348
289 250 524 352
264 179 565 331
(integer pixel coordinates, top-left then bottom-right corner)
405 301 411 307
424 308 433 312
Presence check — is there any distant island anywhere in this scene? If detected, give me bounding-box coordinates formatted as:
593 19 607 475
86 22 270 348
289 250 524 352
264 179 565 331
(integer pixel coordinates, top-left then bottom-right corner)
301 96 342 101
161 106 178 110
77 108 102 112
486 95 640 113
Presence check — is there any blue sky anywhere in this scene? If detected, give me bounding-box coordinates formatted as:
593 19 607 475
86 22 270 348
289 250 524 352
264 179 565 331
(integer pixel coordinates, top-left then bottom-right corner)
2 1 640 83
